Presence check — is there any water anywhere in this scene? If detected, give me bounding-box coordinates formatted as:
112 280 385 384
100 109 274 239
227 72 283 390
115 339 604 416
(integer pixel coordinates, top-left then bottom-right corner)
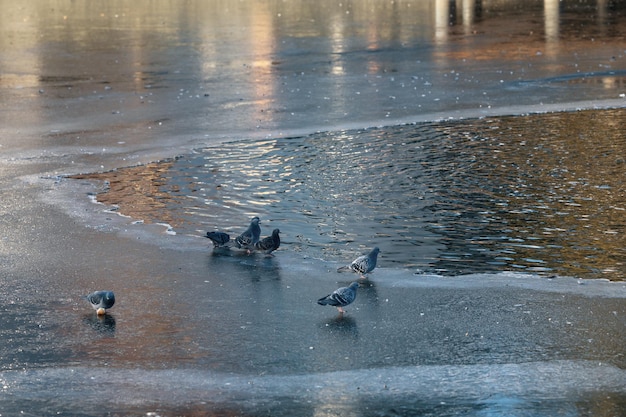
2 0 626 415
79 108 626 281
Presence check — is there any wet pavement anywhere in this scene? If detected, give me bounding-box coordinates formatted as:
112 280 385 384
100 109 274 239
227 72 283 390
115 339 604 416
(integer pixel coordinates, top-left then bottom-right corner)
1 1 626 415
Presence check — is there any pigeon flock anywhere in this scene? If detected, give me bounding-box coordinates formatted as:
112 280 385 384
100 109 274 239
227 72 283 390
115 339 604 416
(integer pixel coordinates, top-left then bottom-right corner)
206 216 380 315
206 216 281 256
84 216 379 316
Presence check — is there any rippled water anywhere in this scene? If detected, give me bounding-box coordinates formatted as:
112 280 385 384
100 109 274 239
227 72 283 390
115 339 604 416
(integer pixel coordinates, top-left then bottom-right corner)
78 108 626 280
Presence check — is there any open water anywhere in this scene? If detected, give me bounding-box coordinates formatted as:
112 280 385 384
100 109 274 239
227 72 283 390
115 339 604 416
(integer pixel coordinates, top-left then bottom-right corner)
82 108 626 281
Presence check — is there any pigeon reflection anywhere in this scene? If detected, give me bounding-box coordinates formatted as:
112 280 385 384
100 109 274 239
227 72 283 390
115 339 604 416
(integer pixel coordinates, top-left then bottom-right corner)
322 315 358 339
208 246 232 256
207 249 282 282
83 313 116 336
240 255 282 283
358 279 380 308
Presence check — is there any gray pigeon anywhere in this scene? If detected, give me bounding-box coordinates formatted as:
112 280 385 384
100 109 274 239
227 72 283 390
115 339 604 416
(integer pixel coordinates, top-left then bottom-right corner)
255 228 280 256
235 216 261 251
206 231 230 247
337 247 380 278
317 282 359 314
84 290 115 315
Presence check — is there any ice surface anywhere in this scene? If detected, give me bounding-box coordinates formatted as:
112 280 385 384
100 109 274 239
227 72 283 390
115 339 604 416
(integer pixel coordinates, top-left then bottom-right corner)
1 361 624 416
2 1 626 415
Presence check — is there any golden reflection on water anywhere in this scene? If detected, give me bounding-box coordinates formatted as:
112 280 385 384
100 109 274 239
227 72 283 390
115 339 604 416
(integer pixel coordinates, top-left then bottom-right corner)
71 108 626 280
2 0 625 134
70 160 180 228
438 109 626 279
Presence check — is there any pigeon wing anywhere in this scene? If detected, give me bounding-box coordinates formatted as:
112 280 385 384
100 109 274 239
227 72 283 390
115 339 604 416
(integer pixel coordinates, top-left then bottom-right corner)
351 247 380 274
235 217 260 249
85 290 115 309
350 255 370 274
206 231 230 247
235 233 252 248
255 229 280 253
317 283 358 307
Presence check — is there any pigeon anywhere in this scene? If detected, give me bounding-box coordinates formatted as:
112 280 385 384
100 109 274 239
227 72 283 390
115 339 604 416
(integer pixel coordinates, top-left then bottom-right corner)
255 228 280 256
84 290 115 315
235 216 261 251
317 282 359 314
337 247 380 278
206 231 230 247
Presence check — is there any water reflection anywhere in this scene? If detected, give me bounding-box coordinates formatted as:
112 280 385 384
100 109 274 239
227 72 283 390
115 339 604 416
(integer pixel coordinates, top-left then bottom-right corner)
425 109 626 279
71 160 178 227
321 315 358 339
82 313 116 337
544 0 560 58
77 108 626 281
207 249 283 283
2 0 625 155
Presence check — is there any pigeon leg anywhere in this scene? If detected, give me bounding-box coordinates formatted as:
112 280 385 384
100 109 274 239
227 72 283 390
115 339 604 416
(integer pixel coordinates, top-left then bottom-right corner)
336 306 345 314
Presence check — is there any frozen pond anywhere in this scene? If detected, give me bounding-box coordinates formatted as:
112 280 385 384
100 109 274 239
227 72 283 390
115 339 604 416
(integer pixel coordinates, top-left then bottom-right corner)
2 0 626 164
1 0 625 416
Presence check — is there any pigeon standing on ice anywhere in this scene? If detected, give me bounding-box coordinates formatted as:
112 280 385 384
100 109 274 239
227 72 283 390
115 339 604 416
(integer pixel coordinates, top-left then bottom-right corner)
337 247 380 278
235 216 261 251
255 228 280 256
317 282 359 314
206 231 230 247
84 290 115 315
